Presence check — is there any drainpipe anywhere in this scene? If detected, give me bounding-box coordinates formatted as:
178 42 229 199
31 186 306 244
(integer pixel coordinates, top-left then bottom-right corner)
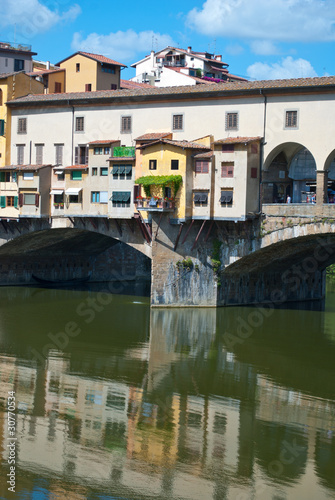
259 89 267 213
29 140 32 164
70 102 74 165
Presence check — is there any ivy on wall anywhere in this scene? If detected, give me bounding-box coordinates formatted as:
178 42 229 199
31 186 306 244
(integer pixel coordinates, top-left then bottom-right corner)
135 175 183 197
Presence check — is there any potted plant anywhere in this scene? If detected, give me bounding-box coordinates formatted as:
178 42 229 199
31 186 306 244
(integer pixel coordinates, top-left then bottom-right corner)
136 196 143 207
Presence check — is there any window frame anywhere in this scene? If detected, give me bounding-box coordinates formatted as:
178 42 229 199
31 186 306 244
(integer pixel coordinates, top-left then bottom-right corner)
285 110 298 129
221 162 234 178
220 189 234 207
35 144 44 165
100 167 108 176
225 112 239 131
195 160 209 174
23 193 36 205
193 191 209 207
23 172 34 180
171 159 179 170
55 144 64 165
75 116 85 133
17 118 27 135
121 116 132 134
172 114 184 131
149 159 157 170
71 170 82 180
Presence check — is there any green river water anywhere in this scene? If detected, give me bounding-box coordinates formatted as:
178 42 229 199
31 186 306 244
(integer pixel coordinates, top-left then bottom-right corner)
0 281 334 500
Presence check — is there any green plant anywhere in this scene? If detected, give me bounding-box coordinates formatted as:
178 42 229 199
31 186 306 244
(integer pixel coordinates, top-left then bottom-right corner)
176 258 193 272
135 174 183 197
195 264 200 272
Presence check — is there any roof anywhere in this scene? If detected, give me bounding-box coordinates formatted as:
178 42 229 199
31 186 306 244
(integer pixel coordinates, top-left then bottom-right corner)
108 156 135 161
27 68 65 76
134 132 172 141
0 71 26 80
8 76 335 107
2 164 52 171
138 139 211 151
89 139 119 145
64 165 88 170
215 136 263 144
57 51 126 68
165 67 216 85
131 46 229 68
120 79 154 89
193 151 214 158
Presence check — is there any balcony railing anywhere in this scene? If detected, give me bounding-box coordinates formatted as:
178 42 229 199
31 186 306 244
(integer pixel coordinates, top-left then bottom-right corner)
134 198 175 211
0 41 32 52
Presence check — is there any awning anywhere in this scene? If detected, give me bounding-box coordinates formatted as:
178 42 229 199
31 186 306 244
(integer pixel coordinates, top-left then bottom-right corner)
54 169 64 174
65 188 82 195
112 166 119 174
194 193 208 203
194 193 201 202
119 165 125 174
111 191 131 202
220 191 233 203
50 189 64 195
125 166 132 174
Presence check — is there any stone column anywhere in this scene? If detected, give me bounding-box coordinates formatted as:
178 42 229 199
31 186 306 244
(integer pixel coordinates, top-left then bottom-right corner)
316 169 328 208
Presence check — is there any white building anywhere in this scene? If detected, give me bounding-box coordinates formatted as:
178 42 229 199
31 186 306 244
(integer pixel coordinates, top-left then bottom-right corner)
130 46 246 87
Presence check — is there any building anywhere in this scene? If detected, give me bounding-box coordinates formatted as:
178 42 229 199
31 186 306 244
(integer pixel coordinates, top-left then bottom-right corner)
28 67 66 94
0 41 37 74
0 72 44 167
130 46 246 87
56 51 127 92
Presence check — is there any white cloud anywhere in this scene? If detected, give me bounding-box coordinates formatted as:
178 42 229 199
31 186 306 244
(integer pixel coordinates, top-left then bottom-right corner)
1 0 81 38
247 57 318 80
250 40 279 56
71 30 175 62
225 43 244 56
187 0 335 42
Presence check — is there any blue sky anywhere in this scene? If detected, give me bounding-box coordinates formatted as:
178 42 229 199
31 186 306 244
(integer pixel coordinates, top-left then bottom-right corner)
1 0 335 81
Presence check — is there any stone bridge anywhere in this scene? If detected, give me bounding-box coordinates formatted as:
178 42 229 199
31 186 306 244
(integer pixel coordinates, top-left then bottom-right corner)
0 210 334 308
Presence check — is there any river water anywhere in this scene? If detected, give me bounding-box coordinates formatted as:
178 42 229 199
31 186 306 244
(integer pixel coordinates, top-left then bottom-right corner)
0 282 334 500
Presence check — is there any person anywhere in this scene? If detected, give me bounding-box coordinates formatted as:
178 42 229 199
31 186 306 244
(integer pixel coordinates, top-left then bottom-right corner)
286 195 291 204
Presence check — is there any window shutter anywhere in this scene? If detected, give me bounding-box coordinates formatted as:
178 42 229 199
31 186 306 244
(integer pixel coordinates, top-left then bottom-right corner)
0 119 4 136
19 193 23 207
74 147 79 165
0 171 5 182
85 146 88 164
35 193 39 207
134 185 140 199
14 196 18 208
0 196 5 208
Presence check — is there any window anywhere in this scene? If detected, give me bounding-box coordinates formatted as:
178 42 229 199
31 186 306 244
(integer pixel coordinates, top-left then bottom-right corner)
91 191 100 203
35 144 44 165
173 114 183 131
100 167 108 176
251 167 258 178
71 170 82 180
14 59 24 72
85 84 92 92
100 191 108 203
171 159 179 170
54 194 63 204
221 162 234 178
75 146 88 165
75 117 84 132
56 171 64 181
17 118 27 134
193 192 208 206
12 172 17 182
225 112 238 130
195 160 209 173
102 64 115 74
149 159 157 170
222 144 234 153
92 167 97 176
23 193 36 205
76 63 80 72
112 165 132 179
121 116 131 133
125 165 132 179
111 84 117 90
5 58 8 67
94 147 103 155
112 191 131 207
23 172 34 180
220 190 233 207
55 144 63 165
0 172 10 182
6 196 15 207
104 147 110 155
285 110 298 128
54 82 62 93
0 89 2 106
17 145 25 165
69 195 79 203
0 118 4 136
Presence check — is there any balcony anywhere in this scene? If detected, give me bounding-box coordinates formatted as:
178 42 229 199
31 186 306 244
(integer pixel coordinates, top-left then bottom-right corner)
113 147 135 158
134 198 175 211
0 41 32 52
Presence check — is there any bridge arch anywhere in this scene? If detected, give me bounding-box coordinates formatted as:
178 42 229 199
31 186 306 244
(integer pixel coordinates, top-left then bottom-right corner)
263 142 317 203
0 226 151 286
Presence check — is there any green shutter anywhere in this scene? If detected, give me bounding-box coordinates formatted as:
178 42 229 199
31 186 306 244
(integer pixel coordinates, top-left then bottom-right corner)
72 170 82 180
0 172 5 182
0 196 6 208
0 120 4 136
14 196 18 208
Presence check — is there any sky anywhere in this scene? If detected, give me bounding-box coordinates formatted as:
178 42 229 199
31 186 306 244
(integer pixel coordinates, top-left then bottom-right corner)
1 0 335 81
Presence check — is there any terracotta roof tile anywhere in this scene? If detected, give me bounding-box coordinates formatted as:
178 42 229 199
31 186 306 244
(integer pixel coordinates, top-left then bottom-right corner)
139 139 210 150
57 51 126 67
134 132 172 141
9 76 335 106
215 136 263 144
3 164 52 171
120 79 154 89
193 151 214 158
64 165 88 169
89 139 119 145
27 68 64 76
108 156 135 161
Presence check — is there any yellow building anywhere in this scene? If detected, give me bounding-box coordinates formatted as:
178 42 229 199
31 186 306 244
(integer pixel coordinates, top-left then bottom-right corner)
0 72 44 167
134 136 212 222
28 67 66 94
57 51 127 92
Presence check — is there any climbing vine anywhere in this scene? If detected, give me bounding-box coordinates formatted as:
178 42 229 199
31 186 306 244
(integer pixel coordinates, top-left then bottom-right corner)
135 175 183 197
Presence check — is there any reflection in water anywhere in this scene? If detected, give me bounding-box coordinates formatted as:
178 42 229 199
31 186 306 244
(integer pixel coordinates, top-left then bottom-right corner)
0 287 334 499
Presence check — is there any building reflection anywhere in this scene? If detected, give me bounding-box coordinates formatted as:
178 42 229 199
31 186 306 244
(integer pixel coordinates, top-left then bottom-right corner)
0 306 334 499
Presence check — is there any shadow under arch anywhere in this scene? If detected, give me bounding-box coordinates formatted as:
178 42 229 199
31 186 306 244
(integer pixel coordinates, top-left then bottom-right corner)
263 142 317 203
0 227 151 286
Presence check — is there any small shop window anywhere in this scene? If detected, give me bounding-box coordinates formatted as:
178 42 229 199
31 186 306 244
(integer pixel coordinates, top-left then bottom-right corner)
194 192 208 206
220 190 233 207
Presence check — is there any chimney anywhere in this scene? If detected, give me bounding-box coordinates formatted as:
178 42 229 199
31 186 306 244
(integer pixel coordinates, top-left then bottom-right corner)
46 61 50 70
151 50 155 66
187 46 192 53
215 55 222 62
